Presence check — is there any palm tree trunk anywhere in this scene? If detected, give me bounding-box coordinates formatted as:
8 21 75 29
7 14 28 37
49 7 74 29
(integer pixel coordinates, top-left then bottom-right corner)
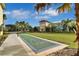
3 18 4 35
75 3 79 55
1 16 4 36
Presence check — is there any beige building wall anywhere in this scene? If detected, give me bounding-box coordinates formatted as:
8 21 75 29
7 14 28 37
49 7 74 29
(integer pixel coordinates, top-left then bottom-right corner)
40 22 50 32
0 4 3 36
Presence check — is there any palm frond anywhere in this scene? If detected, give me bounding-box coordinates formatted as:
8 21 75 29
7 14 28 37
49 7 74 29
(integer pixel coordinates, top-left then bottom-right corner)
34 3 51 12
57 3 71 13
0 3 5 9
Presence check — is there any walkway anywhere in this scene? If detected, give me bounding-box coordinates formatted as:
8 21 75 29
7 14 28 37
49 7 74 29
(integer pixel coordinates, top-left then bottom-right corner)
0 34 29 56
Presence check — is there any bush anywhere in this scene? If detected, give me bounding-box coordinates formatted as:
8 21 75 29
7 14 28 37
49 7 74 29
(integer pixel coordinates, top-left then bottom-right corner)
0 35 8 46
46 27 51 32
33 27 39 32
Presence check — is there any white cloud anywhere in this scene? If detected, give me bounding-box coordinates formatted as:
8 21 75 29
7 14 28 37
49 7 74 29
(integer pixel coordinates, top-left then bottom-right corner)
53 20 61 23
44 8 58 16
4 11 11 14
35 15 50 20
4 9 31 20
33 8 59 20
4 8 59 21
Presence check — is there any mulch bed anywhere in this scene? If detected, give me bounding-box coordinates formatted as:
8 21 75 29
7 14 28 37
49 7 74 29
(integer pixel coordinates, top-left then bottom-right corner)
48 48 78 56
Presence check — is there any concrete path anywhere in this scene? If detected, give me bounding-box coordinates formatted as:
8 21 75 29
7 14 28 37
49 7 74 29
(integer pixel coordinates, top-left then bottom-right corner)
0 34 29 56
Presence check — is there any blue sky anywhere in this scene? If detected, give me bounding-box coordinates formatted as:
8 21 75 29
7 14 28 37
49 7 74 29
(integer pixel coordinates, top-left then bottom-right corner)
4 3 75 27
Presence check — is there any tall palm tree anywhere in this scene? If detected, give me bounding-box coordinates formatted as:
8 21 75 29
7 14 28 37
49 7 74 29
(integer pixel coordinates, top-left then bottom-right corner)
3 14 7 34
15 21 31 32
35 3 79 55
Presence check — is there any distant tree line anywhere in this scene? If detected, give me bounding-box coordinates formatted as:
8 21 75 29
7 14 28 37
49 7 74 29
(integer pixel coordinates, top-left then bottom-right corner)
4 21 33 32
4 19 76 33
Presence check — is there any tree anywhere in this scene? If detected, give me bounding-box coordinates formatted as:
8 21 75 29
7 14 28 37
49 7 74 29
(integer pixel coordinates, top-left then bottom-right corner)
5 24 16 32
51 25 57 32
33 26 39 32
67 20 76 32
3 14 7 33
46 27 50 32
61 19 72 32
15 21 32 32
27 26 33 32
16 21 26 32
34 3 79 55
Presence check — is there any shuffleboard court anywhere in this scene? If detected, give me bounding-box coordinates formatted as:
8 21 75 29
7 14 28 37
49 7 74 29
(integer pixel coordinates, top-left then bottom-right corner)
19 33 68 55
19 34 60 53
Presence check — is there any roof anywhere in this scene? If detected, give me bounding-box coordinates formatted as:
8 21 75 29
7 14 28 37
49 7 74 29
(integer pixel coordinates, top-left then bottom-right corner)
40 20 49 23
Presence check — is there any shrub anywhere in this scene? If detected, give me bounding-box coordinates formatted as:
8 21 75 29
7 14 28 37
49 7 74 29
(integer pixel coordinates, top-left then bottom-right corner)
0 35 7 46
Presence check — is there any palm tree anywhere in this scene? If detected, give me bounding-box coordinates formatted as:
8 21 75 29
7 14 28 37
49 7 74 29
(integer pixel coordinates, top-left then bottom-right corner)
3 14 7 34
15 21 19 32
67 20 76 32
62 19 72 32
35 3 79 55
15 21 31 32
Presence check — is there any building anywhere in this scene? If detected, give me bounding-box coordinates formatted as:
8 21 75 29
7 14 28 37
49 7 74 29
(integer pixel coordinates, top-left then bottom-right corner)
39 20 51 32
0 3 5 36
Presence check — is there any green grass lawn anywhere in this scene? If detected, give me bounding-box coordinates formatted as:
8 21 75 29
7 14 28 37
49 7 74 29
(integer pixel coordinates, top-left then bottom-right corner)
27 32 77 48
